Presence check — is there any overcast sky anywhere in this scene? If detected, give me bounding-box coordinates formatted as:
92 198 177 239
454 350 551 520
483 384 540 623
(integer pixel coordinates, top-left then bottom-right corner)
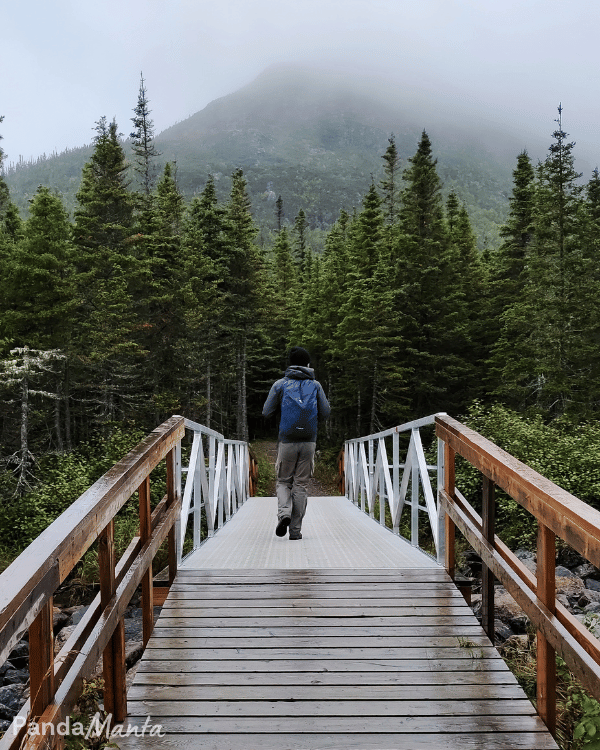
2 0 599 167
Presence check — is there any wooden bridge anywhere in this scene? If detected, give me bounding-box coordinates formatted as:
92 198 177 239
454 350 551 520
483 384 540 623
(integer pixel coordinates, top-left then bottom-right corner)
2 414 600 749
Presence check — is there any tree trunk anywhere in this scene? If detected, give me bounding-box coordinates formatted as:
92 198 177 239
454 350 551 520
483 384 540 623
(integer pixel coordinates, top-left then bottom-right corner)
18 374 30 496
370 360 378 435
206 356 212 429
64 363 72 452
55 376 63 453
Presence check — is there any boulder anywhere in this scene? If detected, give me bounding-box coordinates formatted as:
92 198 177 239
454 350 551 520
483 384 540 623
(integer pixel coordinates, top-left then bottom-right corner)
0 684 25 714
584 603 600 615
586 579 600 593
7 641 28 669
0 661 15 686
4 669 28 685
515 549 537 575
494 620 514 643
0 702 15 721
555 565 576 578
54 625 75 656
68 605 90 627
52 607 70 634
574 563 600 581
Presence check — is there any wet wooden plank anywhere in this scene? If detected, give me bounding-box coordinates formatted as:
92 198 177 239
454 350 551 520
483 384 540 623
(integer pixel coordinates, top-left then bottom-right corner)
127 683 529 701
133 669 519 686
141 647 500 660
144 635 492 649
136 659 515 675
126 698 535 716
115 732 557 750
148 620 490 643
156 616 479 627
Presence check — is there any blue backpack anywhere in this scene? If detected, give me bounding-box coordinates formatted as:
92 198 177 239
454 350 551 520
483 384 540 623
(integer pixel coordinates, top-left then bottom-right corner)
279 378 318 440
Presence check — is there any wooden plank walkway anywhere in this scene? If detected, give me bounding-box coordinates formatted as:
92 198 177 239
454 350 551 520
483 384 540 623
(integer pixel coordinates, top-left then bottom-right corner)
118 498 558 749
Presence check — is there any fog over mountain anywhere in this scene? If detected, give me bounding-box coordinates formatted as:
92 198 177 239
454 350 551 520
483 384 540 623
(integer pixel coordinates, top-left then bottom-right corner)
5 63 592 247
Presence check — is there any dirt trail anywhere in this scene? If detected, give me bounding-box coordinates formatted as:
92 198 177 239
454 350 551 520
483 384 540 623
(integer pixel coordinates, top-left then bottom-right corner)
255 440 337 497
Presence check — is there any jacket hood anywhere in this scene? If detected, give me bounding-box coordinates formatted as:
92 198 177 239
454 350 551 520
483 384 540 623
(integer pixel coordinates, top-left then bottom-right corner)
284 365 315 380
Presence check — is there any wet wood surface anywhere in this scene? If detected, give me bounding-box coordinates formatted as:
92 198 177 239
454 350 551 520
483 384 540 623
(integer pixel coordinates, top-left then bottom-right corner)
119 568 557 750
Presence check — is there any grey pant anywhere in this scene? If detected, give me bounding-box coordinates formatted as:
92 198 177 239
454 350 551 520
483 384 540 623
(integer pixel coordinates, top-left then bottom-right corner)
276 441 316 536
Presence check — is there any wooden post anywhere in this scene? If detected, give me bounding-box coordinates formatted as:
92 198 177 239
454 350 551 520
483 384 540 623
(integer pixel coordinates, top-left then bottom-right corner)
481 476 496 641
444 441 456 579
99 519 126 723
29 597 55 720
139 476 153 647
537 521 557 735
167 446 178 586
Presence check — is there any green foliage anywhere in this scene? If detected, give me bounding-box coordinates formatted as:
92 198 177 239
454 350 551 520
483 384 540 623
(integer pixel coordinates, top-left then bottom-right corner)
0 425 147 559
459 401 600 547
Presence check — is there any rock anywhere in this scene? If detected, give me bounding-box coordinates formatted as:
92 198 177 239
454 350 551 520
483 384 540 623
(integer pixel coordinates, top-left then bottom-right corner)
557 593 571 609
125 641 144 669
126 662 141 691
494 620 514 643
586 579 600 592
54 625 75 656
508 614 529 634
4 669 28 685
52 607 70 634
123 615 143 642
7 641 28 670
0 661 15 685
515 549 537 574
555 565 575 578
0 701 15 721
585 603 600 614
0 684 25 714
556 576 585 599
574 563 600 581
0 718 11 733
68 605 89 627
557 546 586 570
494 589 526 622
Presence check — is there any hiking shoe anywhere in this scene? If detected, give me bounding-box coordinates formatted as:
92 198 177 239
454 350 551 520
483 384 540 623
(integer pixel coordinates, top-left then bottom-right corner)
276 517 291 537
289 533 302 540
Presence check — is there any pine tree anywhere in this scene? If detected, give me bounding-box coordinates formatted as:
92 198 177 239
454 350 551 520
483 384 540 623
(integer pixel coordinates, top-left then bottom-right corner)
494 108 588 416
380 134 400 225
130 74 160 198
73 118 141 428
352 182 385 278
276 195 284 233
1 187 75 350
395 131 458 414
293 208 308 270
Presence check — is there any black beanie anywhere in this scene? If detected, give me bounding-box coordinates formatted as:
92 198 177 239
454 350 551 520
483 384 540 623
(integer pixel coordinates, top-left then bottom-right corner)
289 346 310 367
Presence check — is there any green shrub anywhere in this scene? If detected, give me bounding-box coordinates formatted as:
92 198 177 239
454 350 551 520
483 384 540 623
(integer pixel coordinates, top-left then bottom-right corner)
456 402 600 548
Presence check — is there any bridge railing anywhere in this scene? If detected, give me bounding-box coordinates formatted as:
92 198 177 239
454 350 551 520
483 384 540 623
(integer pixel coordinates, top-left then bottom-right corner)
179 418 257 561
342 414 446 561
436 413 600 736
0 415 256 749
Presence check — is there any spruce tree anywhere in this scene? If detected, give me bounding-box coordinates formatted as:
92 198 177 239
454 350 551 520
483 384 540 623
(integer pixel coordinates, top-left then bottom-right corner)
130 74 160 198
380 134 400 225
494 108 588 416
395 131 458 414
1 187 75 350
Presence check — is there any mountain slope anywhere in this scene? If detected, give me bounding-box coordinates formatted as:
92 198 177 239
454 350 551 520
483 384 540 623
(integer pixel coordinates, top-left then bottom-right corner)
5 64 518 246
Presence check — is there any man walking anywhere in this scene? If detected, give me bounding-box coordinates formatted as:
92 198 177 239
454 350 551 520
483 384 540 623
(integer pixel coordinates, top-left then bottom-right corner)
262 347 330 540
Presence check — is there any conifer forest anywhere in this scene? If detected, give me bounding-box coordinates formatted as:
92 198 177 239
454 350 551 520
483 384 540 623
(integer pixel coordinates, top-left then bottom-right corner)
2 83 600 557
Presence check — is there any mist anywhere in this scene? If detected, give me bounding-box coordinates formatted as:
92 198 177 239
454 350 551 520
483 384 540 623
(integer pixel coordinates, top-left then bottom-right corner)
2 0 599 170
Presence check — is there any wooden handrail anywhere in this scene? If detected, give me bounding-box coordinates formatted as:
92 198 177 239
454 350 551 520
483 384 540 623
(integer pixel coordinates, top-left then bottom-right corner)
436 414 600 736
0 416 185 749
